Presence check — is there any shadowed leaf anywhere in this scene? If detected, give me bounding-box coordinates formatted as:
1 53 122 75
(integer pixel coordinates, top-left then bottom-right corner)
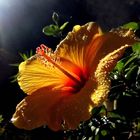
122 22 140 30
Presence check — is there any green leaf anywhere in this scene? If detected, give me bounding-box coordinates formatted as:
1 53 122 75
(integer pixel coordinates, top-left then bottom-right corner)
60 22 69 30
108 112 125 120
19 50 33 60
29 49 33 57
123 54 138 68
99 105 107 114
125 65 138 80
10 74 18 83
122 22 140 30
9 63 19 67
43 24 60 37
114 56 131 72
123 92 132 97
132 42 140 55
92 106 104 116
101 130 108 136
95 134 99 140
137 119 140 132
19 52 28 60
91 126 96 132
43 12 69 38
95 128 100 135
115 59 125 72
0 115 3 123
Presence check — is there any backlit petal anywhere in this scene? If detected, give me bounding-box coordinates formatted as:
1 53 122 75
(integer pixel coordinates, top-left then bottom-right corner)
91 45 130 105
55 22 136 77
11 87 68 131
54 79 95 130
52 45 130 130
56 22 103 75
18 56 69 95
88 30 136 74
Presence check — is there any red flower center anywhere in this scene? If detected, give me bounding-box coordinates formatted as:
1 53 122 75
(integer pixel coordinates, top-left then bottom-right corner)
36 44 88 93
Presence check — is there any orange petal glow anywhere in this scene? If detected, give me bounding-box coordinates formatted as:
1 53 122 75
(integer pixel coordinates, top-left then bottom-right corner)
91 45 130 105
17 57 70 95
11 88 68 131
12 22 138 131
56 22 103 74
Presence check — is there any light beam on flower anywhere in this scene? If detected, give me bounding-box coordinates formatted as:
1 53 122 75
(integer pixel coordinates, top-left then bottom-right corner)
11 22 137 131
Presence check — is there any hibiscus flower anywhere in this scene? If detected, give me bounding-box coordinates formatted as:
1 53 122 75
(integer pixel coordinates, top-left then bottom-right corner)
11 22 136 131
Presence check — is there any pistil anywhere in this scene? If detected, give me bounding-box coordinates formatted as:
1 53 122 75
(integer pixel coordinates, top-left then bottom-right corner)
36 44 85 91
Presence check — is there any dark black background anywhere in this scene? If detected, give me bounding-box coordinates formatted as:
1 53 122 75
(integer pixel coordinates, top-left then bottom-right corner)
0 0 140 131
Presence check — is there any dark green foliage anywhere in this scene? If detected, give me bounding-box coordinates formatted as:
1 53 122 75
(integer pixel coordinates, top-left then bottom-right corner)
19 50 34 61
122 22 140 31
10 50 34 83
43 12 69 38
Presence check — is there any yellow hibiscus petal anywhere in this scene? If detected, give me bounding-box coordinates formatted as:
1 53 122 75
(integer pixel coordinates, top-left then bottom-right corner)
91 45 130 105
50 45 130 131
18 56 70 95
48 27 137 130
88 29 136 74
56 22 103 72
11 87 68 130
55 22 136 78
44 77 95 130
